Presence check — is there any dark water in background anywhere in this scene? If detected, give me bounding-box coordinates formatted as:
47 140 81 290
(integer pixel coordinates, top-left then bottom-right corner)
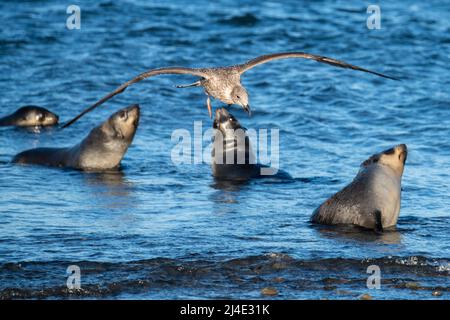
0 0 449 299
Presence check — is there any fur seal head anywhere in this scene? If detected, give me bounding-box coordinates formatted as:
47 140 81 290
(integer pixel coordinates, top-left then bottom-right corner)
100 104 140 144
212 108 259 180
212 107 249 160
0 106 59 127
213 107 244 133
361 144 407 176
80 104 140 169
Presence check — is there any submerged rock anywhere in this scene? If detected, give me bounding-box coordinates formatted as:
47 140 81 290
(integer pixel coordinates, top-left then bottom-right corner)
405 282 422 290
261 287 278 296
359 293 372 300
271 277 285 283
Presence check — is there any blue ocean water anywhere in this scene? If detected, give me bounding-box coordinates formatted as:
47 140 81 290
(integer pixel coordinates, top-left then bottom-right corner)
0 0 449 299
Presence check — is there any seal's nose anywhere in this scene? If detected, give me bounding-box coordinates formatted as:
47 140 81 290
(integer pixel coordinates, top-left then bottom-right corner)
126 104 140 119
126 105 140 128
215 107 229 120
53 114 60 123
127 104 140 112
397 144 407 152
396 144 408 164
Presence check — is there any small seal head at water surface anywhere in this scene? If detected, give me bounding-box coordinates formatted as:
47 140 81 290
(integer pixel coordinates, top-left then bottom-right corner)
0 106 59 127
311 144 407 232
12 104 140 171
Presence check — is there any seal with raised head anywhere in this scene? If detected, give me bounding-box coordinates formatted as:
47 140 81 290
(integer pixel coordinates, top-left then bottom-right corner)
0 106 59 127
212 108 260 180
311 144 408 232
12 104 140 171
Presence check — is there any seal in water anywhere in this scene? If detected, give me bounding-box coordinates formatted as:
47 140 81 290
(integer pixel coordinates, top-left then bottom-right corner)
0 106 59 127
62 51 398 127
12 104 140 171
311 144 408 232
212 108 260 180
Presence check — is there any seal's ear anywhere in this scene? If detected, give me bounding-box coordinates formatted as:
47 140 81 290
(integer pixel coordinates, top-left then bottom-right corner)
110 121 125 139
99 120 118 140
115 130 124 139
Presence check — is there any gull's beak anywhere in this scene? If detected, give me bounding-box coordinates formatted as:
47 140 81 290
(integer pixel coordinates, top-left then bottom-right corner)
243 104 251 116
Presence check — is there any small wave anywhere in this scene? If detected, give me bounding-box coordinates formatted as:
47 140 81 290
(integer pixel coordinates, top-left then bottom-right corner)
127 26 177 36
336 7 365 14
217 13 259 26
0 39 28 47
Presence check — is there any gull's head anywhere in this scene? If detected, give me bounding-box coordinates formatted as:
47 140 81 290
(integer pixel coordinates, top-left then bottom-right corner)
230 85 250 115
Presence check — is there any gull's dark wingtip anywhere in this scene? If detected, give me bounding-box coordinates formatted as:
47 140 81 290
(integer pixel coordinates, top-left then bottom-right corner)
61 116 79 129
368 69 401 81
380 73 401 81
61 122 70 129
360 67 399 81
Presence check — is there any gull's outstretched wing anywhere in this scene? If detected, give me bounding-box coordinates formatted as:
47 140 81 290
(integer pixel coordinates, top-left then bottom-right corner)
237 52 399 80
62 67 209 128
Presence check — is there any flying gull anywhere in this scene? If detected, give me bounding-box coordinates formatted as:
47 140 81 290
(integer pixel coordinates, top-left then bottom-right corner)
62 52 398 128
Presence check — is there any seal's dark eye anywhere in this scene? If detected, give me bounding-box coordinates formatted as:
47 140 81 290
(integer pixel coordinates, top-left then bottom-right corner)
119 111 127 120
236 96 240 99
229 117 234 122
373 158 379 163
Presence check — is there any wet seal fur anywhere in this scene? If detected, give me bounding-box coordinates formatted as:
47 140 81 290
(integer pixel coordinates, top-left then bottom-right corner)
311 144 408 232
12 104 140 171
212 108 258 180
0 106 59 127
211 108 288 180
